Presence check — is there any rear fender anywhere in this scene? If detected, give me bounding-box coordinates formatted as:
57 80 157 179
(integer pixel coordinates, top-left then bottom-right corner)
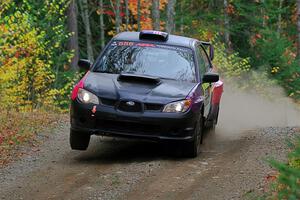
211 80 223 105
205 80 223 126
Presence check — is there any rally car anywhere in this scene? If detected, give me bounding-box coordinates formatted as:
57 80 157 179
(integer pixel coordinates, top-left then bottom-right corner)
70 30 223 157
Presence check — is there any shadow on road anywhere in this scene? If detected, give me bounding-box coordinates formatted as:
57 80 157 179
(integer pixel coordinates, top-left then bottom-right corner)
70 128 221 166
72 137 186 164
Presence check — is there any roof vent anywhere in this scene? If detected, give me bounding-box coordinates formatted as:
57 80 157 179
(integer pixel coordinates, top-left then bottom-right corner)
139 30 169 42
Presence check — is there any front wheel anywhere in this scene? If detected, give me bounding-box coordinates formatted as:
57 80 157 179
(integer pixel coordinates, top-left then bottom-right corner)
70 130 91 150
181 115 203 158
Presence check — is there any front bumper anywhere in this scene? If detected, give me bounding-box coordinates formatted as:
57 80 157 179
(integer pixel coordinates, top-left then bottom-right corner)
70 100 200 141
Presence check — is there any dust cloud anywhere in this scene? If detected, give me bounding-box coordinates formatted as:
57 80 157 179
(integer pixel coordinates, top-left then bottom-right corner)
217 83 300 134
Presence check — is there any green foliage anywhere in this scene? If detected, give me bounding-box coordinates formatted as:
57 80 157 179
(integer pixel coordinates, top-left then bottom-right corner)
255 30 300 99
196 31 276 95
53 71 84 109
214 38 277 96
22 0 72 69
0 0 71 111
267 137 300 199
228 1 300 100
213 39 251 79
0 6 54 110
195 31 251 79
275 60 300 100
255 31 291 69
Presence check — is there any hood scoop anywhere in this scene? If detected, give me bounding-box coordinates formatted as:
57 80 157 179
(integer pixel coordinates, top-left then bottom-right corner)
118 73 161 85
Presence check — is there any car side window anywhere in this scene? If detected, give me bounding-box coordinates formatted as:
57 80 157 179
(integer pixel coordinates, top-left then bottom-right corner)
199 46 211 71
195 45 206 77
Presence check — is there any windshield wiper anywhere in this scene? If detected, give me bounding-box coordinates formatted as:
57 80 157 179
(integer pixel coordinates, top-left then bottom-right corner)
158 77 176 81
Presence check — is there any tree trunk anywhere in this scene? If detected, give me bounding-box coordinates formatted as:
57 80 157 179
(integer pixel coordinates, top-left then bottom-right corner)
79 0 94 62
125 0 129 31
67 0 79 70
137 0 141 31
99 0 105 49
179 1 183 34
277 0 283 36
224 0 232 52
261 0 266 28
115 0 121 33
297 0 300 59
166 0 176 33
208 0 216 9
152 0 160 30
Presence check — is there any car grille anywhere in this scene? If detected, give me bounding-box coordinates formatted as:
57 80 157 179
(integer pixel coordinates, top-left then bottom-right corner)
97 119 161 134
99 98 164 112
144 103 163 111
100 98 117 106
118 101 143 112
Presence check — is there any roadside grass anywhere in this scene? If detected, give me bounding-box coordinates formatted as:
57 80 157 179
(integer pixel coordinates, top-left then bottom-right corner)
262 130 300 200
0 110 66 166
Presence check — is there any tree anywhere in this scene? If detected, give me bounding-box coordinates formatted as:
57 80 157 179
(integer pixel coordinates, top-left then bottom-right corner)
179 0 183 34
297 0 300 60
152 0 160 30
262 0 266 28
67 0 79 70
125 0 129 31
0 0 70 110
166 0 176 33
277 0 284 36
224 0 232 51
99 0 105 49
79 0 94 61
137 0 141 31
115 0 121 33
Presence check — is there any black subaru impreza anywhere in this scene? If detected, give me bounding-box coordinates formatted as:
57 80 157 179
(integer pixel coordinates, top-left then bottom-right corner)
70 30 223 157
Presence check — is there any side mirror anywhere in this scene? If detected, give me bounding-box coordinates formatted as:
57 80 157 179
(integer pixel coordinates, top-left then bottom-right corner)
202 72 219 83
209 45 214 61
78 59 92 71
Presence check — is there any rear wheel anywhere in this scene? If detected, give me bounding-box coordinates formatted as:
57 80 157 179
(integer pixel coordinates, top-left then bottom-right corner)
182 115 203 158
70 130 91 150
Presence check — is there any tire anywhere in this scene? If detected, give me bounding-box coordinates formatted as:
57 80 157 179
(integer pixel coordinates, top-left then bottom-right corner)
70 130 91 150
182 115 204 158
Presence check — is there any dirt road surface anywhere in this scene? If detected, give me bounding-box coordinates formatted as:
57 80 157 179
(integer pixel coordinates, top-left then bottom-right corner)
1 87 300 200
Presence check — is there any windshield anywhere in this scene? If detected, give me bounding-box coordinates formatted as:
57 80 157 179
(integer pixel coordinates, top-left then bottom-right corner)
93 41 196 82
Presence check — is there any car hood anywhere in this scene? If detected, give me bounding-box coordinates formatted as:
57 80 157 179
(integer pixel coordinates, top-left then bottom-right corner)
84 72 197 104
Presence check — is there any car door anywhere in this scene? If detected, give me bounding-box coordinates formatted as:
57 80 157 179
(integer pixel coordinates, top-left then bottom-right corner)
195 44 211 117
200 45 214 116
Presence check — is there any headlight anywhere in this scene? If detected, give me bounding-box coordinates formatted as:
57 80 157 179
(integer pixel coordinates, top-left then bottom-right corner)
162 99 192 113
77 88 99 104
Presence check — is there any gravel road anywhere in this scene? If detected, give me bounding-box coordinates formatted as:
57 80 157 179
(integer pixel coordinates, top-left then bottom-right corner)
1 86 300 200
